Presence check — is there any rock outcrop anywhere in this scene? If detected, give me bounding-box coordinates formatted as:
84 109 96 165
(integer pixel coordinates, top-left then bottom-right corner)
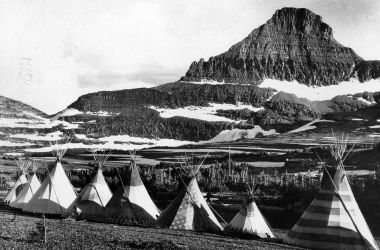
181 8 380 86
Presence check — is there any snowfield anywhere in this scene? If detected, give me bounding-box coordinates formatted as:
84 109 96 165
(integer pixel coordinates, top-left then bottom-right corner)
50 108 120 121
182 79 250 86
352 118 364 121
50 108 83 120
0 117 79 129
150 103 263 123
259 78 380 101
207 126 276 143
0 140 35 147
97 134 195 147
9 131 63 141
356 97 376 105
287 119 335 134
85 110 120 116
369 125 380 129
24 134 195 152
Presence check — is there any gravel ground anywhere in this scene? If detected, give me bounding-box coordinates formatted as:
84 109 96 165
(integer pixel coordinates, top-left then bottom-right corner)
0 210 304 250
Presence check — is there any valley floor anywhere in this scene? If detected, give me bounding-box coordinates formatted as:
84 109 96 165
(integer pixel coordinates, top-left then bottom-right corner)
0 209 299 250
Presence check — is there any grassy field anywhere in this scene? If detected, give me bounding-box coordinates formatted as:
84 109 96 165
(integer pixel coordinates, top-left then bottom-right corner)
0 210 301 250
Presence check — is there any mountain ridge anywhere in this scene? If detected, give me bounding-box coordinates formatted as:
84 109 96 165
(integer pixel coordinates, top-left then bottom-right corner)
0 95 47 118
181 7 379 86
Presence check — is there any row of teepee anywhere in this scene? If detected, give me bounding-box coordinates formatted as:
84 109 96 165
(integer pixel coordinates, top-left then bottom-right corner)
3 134 378 249
2 146 274 239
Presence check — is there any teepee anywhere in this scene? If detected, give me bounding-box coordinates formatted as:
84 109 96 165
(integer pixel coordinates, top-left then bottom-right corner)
24 140 77 215
100 151 160 225
157 155 223 232
224 184 275 238
284 134 379 250
3 158 31 205
72 150 112 218
10 160 41 209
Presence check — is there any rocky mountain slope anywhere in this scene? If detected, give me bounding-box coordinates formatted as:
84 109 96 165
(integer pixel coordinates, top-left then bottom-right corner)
0 95 46 118
68 83 275 112
181 8 380 86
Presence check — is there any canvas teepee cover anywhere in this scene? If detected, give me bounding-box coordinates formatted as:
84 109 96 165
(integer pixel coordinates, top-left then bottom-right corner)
101 158 160 225
3 158 31 204
3 175 27 205
224 196 275 238
72 151 112 217
24 160 77 215
157 177 223 231
285 136 379 250
10 173 41 209
74 170 112 217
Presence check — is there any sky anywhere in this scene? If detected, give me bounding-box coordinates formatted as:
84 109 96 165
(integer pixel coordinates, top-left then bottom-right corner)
0 0 379 114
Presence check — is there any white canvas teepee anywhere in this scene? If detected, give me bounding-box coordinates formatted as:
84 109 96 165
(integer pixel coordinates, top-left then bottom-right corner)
73 150 112 217
24 141 77 215
157 155 223 232
100 152 160 225
10 160 41 209
285 134 379 250
224 185 275 238
3 158 31 205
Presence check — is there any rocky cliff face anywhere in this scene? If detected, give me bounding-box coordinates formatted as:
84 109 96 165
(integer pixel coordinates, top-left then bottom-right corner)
69 82 276 113
182 8 380 86
68 88 176 112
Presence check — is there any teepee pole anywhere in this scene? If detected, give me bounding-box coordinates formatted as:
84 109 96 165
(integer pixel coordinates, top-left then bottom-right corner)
45 161 64 215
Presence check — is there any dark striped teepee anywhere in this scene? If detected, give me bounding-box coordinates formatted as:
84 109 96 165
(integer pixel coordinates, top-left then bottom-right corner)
3 158 31 205
284 134 379 250
100 151 160 226
224 185 275 238
157 154 223 232
10 159 41 209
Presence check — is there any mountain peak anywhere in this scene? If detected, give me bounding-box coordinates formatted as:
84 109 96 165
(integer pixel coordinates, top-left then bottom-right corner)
180 7 376 86
269 8 332 39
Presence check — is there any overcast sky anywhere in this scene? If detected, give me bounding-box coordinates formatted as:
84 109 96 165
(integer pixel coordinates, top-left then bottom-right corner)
1 0 379 114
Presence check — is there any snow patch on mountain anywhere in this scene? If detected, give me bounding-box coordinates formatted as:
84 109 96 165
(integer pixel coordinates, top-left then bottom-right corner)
0 117 78 129
9 131 63 141
0 140 35 147
22 111 46 120
356 97 376 105
85 110 120 116
50 108 119 121
150 103 263 123
207 126 276 143
369 125 380 129
25 134 194 152
50 108 83 120
259 78 380 101
182 79 250 86
287 119 335 134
